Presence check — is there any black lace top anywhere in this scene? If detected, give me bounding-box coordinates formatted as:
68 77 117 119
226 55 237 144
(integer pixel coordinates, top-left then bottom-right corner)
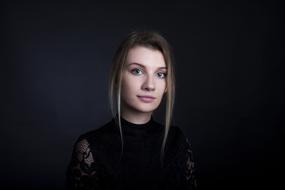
66 116 197 190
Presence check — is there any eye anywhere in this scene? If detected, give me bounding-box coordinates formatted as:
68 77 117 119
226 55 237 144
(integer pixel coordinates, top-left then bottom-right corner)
157 72 167 79
130 68 143 75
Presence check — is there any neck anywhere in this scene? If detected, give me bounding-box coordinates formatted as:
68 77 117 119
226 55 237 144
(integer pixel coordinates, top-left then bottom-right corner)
121 110 152 125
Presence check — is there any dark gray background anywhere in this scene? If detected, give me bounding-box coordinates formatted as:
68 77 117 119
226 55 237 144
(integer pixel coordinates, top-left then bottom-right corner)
2 1 284 190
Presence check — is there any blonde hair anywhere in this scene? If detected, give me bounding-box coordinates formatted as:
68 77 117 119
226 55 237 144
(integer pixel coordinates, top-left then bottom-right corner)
108 30 176 168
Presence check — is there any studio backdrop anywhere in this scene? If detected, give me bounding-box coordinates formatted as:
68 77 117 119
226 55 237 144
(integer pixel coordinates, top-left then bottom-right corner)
2 1 284 190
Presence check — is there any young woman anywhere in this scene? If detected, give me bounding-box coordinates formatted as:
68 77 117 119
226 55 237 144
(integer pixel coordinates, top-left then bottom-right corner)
66 30 197 190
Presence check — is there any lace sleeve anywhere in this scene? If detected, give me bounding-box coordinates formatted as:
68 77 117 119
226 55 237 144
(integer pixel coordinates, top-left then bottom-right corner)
66 138 99 190
184 138 197 189
163 133 198 190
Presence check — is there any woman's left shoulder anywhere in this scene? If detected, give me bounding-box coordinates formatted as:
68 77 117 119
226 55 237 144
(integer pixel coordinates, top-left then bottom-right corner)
166 125 193 156
163 125 194 167
169 125 190 144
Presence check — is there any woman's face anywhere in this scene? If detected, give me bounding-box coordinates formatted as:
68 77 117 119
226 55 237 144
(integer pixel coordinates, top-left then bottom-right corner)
121 46 167 114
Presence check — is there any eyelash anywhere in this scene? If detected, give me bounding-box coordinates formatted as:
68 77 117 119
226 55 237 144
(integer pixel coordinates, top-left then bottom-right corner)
131 68 167 79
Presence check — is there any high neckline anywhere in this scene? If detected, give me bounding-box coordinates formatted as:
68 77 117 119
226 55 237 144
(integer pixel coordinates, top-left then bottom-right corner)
120 115 154 129
109 114 164 140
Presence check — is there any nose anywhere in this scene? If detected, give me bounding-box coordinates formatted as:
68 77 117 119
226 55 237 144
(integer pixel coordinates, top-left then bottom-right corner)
142 75 155 91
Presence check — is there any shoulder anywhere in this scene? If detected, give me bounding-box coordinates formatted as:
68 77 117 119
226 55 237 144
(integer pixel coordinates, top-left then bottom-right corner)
168 125 190 147
73 119 120 153
76 119 115 143
166 125 194 159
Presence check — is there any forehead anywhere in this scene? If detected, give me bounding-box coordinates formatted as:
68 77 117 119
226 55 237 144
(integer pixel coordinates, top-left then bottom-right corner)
126 46 166 68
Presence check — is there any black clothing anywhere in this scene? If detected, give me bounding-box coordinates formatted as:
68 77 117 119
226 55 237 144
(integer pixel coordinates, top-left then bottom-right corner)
66 116 197 190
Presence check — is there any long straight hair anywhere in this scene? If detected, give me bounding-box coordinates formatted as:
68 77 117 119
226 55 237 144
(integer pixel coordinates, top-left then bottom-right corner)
108 30 176 168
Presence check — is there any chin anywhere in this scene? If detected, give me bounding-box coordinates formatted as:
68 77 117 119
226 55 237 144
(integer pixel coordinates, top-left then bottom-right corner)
139 108 156 113
134 104 159 113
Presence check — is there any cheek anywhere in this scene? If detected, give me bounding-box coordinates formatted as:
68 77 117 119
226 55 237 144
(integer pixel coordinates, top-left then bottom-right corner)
123 73 142 88
158 80 167 93
122 77 138 94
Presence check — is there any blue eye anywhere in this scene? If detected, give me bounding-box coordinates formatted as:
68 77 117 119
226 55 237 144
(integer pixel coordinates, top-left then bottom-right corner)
157 72 167 79
130 68 167 79
131 68 143 75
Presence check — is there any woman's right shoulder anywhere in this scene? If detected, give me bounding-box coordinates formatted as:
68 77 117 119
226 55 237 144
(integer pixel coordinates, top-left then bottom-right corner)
74 119 115 145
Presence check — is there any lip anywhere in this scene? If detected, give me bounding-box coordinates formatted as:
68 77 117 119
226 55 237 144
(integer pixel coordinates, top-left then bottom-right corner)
137 95 156 99
137 95 156 103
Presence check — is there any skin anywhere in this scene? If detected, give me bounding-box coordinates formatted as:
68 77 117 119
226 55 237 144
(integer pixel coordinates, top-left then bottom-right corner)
121 46 168 124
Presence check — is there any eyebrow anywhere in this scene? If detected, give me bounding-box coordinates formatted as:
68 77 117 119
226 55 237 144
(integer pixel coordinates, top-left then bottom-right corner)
127 62 167 70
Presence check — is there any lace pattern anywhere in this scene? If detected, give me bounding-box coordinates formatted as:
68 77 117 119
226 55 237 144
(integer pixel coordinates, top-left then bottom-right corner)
184 138 197 189
163 136 197 189
66 138 98 190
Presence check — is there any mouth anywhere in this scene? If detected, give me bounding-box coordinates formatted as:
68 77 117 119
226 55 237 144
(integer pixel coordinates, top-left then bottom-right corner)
137 95 156 103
